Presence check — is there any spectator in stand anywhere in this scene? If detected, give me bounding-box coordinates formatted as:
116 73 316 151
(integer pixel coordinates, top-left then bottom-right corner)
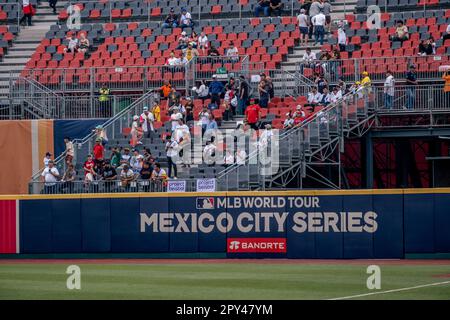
78 33 90 54
83 154 96 185
43 151 52 168
166 52 179 66
329 86 342 103
64 137 74 165
177 31 189 50
203 140 217 166
41 160 59 194
140 106 154 138
162 8 179 28
98 84 110 117
189 31 199 48
305 87 323 111
120 164 135 189
184 43 199 62
391 20 409 42
222 102 233 121
237 75 250 115
384 70 395 109
206 114 219 133
93 138 105 167
139 162 153 191
297 9 309 46
321 0 332 33
208 45 220 56
152 101 161 122
20 0 35 27
184 98 195 122
120 148 131 167
258 79 270 108
160 80 172 99
198 31 209 55
315 73 328 94
93 124 108 146
406 65 417 109
64 34 79 53
443 23 450 41
245 99 261 131
209 75 224 107
179 8 194 29
61 163 76 193
270 0 283 16
255 0 270 17
130 115 143 147
168 87 181 108
143 148 155 164
418 37 436 56
338 78 347 94
170 106 184 132
151 163 168 185
308 0 323 39
177 51 188 65
102 160 117 192
283 112 295 129
199 107 210 135
293 106 307 125
312 9 326 46
337 21 347 52
226 41 239 62
301 48 317 72
130 149 144 174
192 80 209 101
236 147 247 165
320 87 332 105
110 146 121 168
361 71 372 93
442 70 450 95
49 0 58 14
223 149 235 166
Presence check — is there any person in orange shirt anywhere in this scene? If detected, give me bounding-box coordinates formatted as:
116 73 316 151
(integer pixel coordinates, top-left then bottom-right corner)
442 71 450 93
160 80 172 99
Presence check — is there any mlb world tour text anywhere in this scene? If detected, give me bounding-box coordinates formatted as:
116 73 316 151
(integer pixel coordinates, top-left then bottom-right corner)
140 196 378 234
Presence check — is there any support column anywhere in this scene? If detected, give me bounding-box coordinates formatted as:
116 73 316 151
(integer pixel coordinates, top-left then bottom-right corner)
363 132 373 189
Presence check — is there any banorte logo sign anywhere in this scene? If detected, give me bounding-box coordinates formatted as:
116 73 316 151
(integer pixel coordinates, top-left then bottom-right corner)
227 238 287 253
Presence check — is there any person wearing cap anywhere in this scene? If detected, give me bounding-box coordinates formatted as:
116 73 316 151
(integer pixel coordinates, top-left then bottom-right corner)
101 160 117 193
184 42 199 62
130 115 143 147
93 124 108 146
152 101 161 122
98 83 110 117
405 65 417 109
120 164 136 190
41 160 60 194
361 71 372 93
93 138 105 168
151 163 168 188
43 152 52 168
162 8 179 28
269 0 283 16
209 75 225 107
254 0 270 17
179 7 194 29
226 41 239 62
297 9 309 46
83 154 96 186
337 21 347 52
120 148 131 167
177 31 189 50
130 149 144 174
140 106 155 138
311 8 326 46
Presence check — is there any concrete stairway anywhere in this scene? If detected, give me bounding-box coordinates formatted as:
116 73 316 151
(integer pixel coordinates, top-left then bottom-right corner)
279 0 357 74
0 2 67 99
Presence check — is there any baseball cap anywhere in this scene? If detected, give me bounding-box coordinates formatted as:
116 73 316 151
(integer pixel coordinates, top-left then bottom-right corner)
143 106 148 111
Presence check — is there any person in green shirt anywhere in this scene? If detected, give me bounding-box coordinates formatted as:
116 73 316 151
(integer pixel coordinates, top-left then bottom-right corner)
110 146 122 168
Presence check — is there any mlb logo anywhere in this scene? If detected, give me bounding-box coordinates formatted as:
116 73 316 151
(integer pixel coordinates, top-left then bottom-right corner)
196 197 215 209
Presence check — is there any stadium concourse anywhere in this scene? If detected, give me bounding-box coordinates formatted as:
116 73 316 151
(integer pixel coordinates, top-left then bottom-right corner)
0 0 449 194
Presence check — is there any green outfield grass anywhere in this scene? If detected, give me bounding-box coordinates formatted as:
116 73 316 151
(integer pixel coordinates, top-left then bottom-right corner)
0 262 449 300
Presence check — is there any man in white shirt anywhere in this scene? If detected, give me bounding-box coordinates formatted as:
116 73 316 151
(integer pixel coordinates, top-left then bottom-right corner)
337 22 347 52
307 87 323 104
165 136 179 178
203 141 217 165
297 9 309 46
384 71 395 109
170 107 183 131
120 164 136 189
301 48 316 72
167 52 179 66
320 87 332 106
130 149 144 174
329 86 342 103
65 35 79 53
198 107 210 135
226 42 239 62
64 138 74 165
140 106 154 138
43 152 52 168
41 160 59 194
311 9 326 45
179 8 193 28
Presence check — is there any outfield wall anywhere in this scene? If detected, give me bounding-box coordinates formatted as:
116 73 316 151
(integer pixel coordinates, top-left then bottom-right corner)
1 190 450 258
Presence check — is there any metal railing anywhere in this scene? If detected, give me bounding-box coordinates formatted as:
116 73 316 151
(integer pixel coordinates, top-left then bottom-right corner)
297 55 450 85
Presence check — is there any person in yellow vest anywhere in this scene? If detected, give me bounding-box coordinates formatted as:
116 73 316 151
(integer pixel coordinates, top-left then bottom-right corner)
184 43 199 62
442 70 450 92
98 84 111 117
152 101 161 122
360 71 372 95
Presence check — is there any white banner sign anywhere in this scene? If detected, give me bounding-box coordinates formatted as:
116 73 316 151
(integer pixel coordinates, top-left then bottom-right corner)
196 178 216 192
167 180 186 192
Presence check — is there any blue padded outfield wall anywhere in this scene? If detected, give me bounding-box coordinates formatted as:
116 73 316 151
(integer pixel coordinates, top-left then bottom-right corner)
6 190 450 258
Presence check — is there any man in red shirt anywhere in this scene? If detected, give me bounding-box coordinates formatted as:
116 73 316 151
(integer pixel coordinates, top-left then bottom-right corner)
93 138 104 167
245 99 261 131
